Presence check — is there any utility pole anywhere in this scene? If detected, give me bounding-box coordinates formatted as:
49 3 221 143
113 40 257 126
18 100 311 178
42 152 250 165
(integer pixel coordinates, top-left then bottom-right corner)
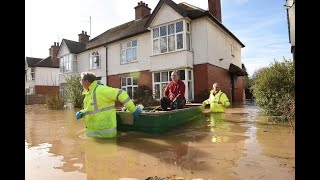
90 16 91 37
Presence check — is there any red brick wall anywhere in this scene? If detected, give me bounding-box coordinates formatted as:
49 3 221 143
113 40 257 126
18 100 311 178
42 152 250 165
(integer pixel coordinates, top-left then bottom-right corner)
138 71 152 89
35 85 59 95
107 70 152 107
25 94 46 105
107 67 244 104
194 64 231 102
107 70 152 89
234 76 244 102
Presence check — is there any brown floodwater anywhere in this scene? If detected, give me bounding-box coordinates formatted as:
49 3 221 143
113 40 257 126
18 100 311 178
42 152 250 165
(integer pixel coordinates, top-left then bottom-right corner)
25 101 295 180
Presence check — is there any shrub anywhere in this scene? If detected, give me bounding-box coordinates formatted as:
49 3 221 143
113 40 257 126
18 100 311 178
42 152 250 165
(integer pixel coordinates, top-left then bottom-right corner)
251 59 295 122
65 74 84 108
133 85 157 107
46 94 65 110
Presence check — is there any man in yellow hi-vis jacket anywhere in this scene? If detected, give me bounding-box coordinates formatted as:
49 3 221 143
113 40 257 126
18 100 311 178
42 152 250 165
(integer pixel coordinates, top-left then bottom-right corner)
75 72 141 138
203 83 230 113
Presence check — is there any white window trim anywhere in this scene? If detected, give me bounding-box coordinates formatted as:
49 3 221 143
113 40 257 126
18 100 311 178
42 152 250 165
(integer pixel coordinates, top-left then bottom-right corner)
231 43 234 56
152 20 190 56
89 51 101 70
60 54 77 73
121 77 138 99
120 40 138 64
152 69 194 101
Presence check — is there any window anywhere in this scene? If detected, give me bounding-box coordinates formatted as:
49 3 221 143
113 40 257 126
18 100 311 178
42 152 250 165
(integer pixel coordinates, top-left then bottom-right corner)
26 88 34 95
231 43 234 56
121 77 138 99
153 69 187 100
186 22 191 51
187 70 193 100
96 77 102 85
121 40 137 64
153 20 187 55
31 68 35 80
60 54 75 73
90 52 100 69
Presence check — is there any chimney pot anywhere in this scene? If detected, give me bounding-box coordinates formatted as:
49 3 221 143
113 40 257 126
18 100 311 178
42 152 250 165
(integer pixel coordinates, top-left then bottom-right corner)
146 4 148 7
57 42 59 46
85 31 87 35
54 42 56 46
82 30 84 34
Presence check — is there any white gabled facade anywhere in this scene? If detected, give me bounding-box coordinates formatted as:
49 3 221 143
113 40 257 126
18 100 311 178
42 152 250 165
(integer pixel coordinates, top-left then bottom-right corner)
58 0 246 103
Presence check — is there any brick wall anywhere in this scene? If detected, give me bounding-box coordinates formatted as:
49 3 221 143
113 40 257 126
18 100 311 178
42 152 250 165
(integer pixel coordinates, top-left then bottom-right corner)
233 76 244 102
194 63 231 102
107 70 152 89
35 85 59 95
107 70 152 107
25 94 46 105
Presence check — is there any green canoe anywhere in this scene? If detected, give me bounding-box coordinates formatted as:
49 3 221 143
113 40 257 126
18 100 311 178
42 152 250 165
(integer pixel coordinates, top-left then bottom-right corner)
116 103 205 134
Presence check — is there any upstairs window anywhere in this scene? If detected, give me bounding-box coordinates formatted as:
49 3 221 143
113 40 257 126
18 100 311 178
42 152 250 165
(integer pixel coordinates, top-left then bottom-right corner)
90 52 100 69
231 43 234 56
121 40 137 64
153 20 186 55
31 68 35 80
60 54 74 73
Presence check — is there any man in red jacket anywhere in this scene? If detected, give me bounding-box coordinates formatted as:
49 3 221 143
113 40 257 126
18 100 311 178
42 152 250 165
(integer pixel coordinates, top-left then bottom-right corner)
160 70 186 111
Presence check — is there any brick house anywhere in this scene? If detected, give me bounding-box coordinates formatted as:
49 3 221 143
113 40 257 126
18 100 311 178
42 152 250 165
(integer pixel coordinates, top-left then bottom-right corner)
25 42 60 95
58 0 247 103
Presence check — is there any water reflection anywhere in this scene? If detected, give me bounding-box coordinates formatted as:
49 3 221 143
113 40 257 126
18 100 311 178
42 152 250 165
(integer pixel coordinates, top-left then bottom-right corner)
25 102 294 180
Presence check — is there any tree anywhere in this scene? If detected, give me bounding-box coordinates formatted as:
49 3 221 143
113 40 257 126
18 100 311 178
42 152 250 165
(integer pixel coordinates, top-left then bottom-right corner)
65 74 84 108
251 59 295 123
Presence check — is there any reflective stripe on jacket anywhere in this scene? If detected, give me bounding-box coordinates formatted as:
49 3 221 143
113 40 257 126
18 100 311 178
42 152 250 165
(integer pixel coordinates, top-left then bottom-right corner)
80 81 137 138
204 90 230 113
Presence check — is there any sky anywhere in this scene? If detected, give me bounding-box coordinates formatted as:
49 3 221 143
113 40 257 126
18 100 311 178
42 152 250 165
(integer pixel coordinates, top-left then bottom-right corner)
25 0 292 77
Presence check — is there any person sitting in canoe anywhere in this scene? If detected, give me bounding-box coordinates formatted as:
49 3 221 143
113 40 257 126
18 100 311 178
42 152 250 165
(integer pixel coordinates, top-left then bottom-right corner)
160 70 186 111
203 82 230 113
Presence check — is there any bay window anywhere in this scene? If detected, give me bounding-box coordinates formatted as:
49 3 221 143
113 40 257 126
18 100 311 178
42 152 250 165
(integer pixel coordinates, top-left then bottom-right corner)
152 20 190 55
153 69 193 101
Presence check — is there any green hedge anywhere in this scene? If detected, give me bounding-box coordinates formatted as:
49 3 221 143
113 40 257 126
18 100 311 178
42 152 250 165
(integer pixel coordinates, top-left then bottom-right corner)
251 59 295 122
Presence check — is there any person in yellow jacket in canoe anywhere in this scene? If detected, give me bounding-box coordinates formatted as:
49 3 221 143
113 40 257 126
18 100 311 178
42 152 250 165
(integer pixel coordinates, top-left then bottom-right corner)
75 72 142 138
203 83 230 113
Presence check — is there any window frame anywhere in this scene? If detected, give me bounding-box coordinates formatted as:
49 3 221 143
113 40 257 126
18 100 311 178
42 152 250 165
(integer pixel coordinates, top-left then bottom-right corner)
152 20 190 55
120 40 138 64
89 51 101 69
121 76 138 99
152 69 194 101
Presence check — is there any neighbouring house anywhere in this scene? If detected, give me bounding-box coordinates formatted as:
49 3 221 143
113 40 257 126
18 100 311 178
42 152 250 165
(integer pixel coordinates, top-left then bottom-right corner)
58 0 247 104
57 34 87 97
25 42 60 98
285 0 295 61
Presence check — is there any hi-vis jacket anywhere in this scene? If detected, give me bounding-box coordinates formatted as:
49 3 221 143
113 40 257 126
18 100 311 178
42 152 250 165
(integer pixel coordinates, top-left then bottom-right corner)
203 90 230 113
80 81 137 138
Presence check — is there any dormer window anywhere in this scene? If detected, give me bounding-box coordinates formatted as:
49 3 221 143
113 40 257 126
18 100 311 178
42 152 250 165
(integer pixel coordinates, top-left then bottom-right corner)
90 51 100 69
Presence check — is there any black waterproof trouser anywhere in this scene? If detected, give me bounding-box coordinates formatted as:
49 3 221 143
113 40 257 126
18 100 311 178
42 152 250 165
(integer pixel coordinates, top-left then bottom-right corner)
160 97 186 111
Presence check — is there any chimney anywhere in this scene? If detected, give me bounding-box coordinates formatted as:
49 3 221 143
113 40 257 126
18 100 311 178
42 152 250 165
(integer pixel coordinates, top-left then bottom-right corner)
208 0 222 22
134 1 151 20
49 42 60 67
78 30 90 43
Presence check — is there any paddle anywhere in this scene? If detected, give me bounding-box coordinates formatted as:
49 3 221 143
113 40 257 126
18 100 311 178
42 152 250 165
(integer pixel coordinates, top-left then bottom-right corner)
150 105 161 112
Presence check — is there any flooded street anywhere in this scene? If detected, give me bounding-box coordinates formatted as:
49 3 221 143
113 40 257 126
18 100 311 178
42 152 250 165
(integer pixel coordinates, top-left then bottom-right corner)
25 101 295 180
